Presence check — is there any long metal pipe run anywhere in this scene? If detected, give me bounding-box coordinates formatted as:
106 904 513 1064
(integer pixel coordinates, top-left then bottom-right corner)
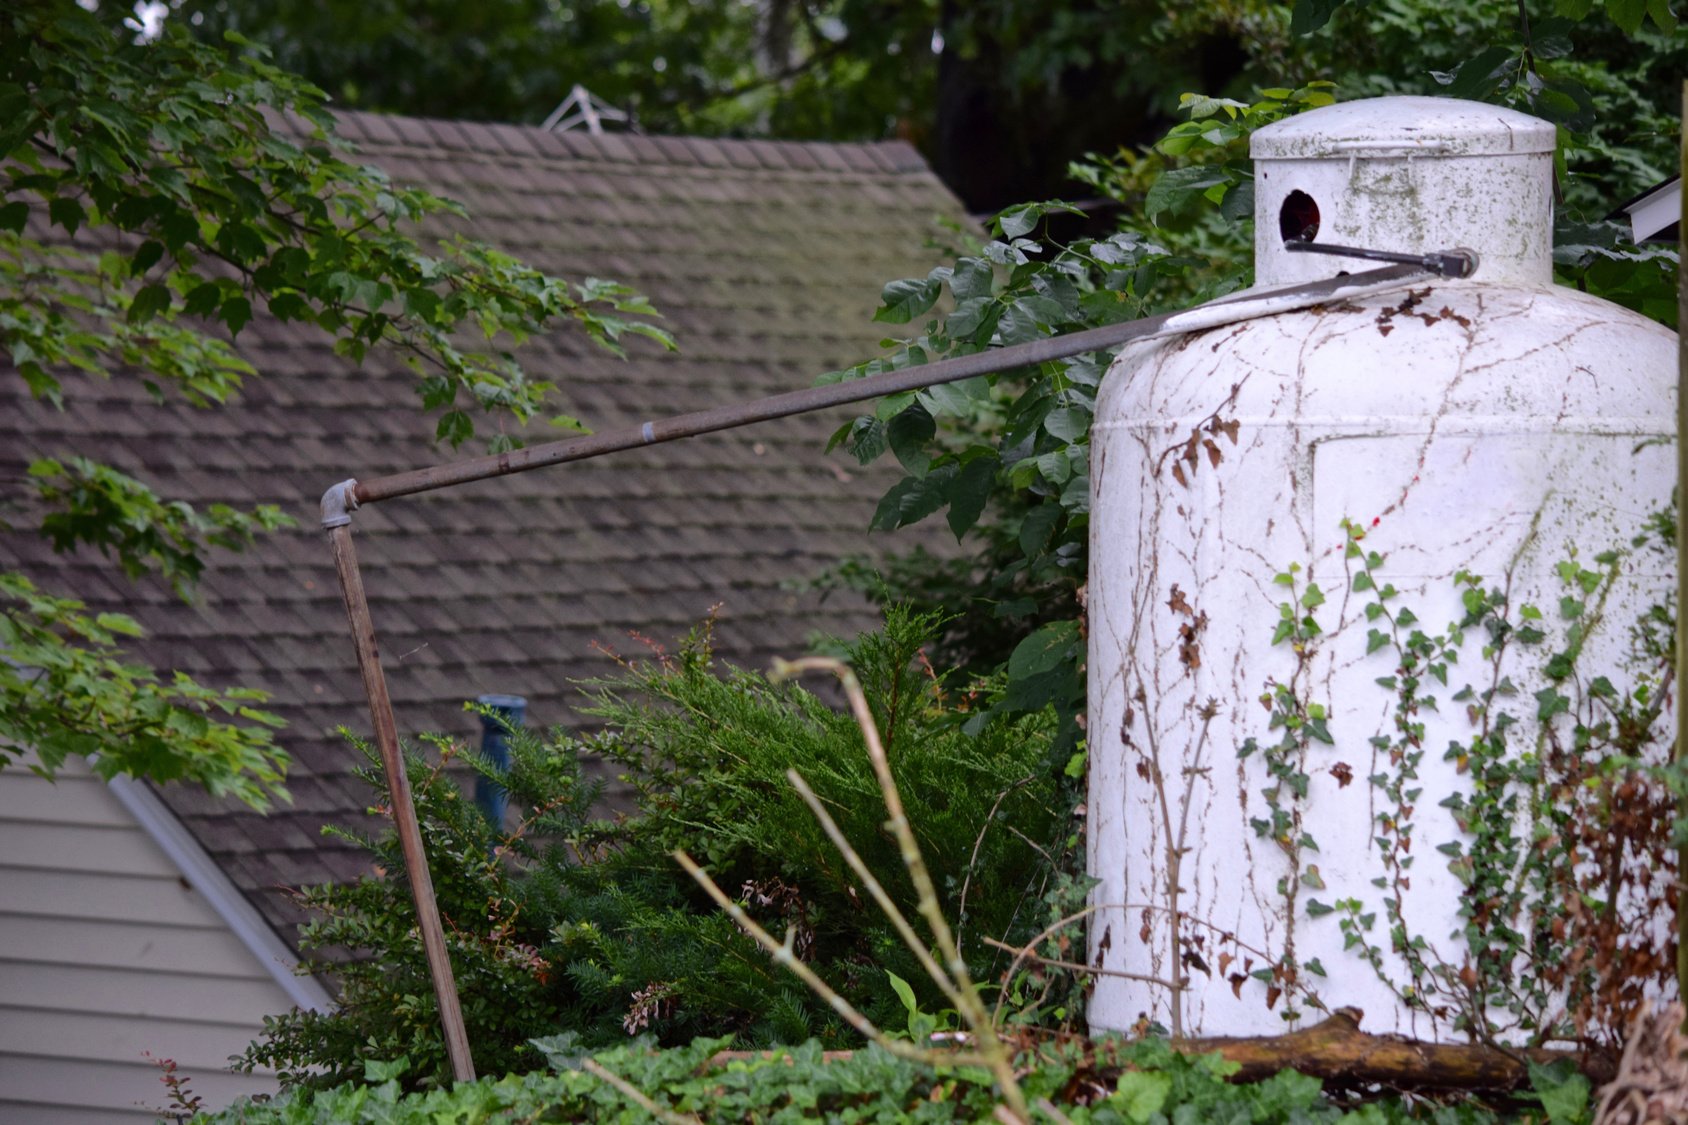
319 255 1459 1083
349 260 1445 506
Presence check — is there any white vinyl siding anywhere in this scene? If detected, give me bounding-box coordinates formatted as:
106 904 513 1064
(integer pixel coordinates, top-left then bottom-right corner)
0 760 295 1123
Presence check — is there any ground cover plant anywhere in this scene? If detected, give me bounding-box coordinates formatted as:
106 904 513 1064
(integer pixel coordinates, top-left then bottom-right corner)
195 1033 1597 1123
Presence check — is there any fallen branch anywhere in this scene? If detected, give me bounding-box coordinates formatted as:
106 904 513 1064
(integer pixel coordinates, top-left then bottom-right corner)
1156 1009 1616 1091
716 1010 1616 1097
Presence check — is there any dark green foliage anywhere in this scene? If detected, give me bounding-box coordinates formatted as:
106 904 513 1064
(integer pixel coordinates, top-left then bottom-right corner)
175 0 1279 212
814 189 1251 746
245 609 1064 1087
562 611 1062 1040
241 729 602 1087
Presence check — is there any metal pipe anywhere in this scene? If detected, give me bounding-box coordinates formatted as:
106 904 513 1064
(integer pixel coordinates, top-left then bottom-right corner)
352 261 1437 507
327 521 477 1083
1283 240 1478 280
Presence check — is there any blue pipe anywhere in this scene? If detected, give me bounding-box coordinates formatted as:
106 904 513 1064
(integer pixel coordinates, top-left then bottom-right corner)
474 693 526 830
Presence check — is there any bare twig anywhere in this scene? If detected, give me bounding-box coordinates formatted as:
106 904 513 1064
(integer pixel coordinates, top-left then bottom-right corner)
580 1058 702 1125
1035 1097 1077 1125
786 769 963 1011
673 850 991 1071
771 656 1029 1122
981 936 1179 989
988 900 1322 1026
1001 821 1056 864
957 777 1036 943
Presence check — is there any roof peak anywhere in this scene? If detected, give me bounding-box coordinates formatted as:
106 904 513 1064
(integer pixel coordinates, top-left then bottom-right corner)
325 107 930 175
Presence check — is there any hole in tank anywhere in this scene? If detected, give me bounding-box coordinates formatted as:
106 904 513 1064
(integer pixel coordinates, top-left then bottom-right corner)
1279 190 1320 244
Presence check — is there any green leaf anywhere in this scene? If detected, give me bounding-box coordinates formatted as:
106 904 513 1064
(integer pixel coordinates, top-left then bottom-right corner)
1219 179 1254 223
1605 0 1647 32
1535 687 1571 720
1145 166 1230 222
949 257 995 301
997 301 1047 345
870 466 957 531
93 612 144 637
219 295 253 336
874 390 918 422
1043 405 1090 443
1111 1071 1171 1124
946 296 999 340
946 454 997 540
266 292 307 321
1018 502 1060 557
873 277 941 324
1528 1061 1592 1125
885 969 918 1018
127 283 172 324
920 376 989 418
48 196 86 235
1007 620 1080 681
998 206 1041 239
886 407 935 476
1432 46 1515 99
1290 0 1352 34
183 282 223 318
435 410 474 447
130 239 165 277
845 416 887 464
363 1056 411 1084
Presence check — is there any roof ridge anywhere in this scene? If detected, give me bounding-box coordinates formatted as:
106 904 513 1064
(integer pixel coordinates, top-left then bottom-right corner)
326 107 935 176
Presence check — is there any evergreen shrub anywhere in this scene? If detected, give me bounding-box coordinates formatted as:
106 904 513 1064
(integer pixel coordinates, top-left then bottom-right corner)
243 608 1067 1088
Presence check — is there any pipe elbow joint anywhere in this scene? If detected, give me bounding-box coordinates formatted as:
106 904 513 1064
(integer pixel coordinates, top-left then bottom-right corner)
320 479 360 529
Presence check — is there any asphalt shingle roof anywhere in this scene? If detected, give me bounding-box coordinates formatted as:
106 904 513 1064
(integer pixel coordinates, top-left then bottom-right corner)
0 111 968 947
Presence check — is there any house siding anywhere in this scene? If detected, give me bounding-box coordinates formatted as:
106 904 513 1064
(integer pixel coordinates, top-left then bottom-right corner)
0 760 293 1123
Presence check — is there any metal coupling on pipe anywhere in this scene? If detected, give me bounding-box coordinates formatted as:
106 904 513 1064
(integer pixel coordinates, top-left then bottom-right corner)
320 479 360 529
1283 240 1480 279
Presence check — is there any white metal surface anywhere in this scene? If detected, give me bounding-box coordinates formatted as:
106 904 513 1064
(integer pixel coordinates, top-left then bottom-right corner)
1087 97 1676 1042
1252 97 1554 287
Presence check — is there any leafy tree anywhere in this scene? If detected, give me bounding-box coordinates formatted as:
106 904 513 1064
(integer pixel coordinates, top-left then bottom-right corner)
1 1 665 803
177 0 1284 212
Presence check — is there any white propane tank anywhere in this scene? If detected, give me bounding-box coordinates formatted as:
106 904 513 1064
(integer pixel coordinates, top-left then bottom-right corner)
1087 96 1677 1044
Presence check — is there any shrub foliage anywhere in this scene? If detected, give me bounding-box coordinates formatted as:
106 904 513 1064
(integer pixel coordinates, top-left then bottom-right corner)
244 609 1065 1088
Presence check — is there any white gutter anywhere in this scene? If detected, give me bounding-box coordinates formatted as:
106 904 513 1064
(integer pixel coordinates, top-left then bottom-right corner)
107 775 334 1014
